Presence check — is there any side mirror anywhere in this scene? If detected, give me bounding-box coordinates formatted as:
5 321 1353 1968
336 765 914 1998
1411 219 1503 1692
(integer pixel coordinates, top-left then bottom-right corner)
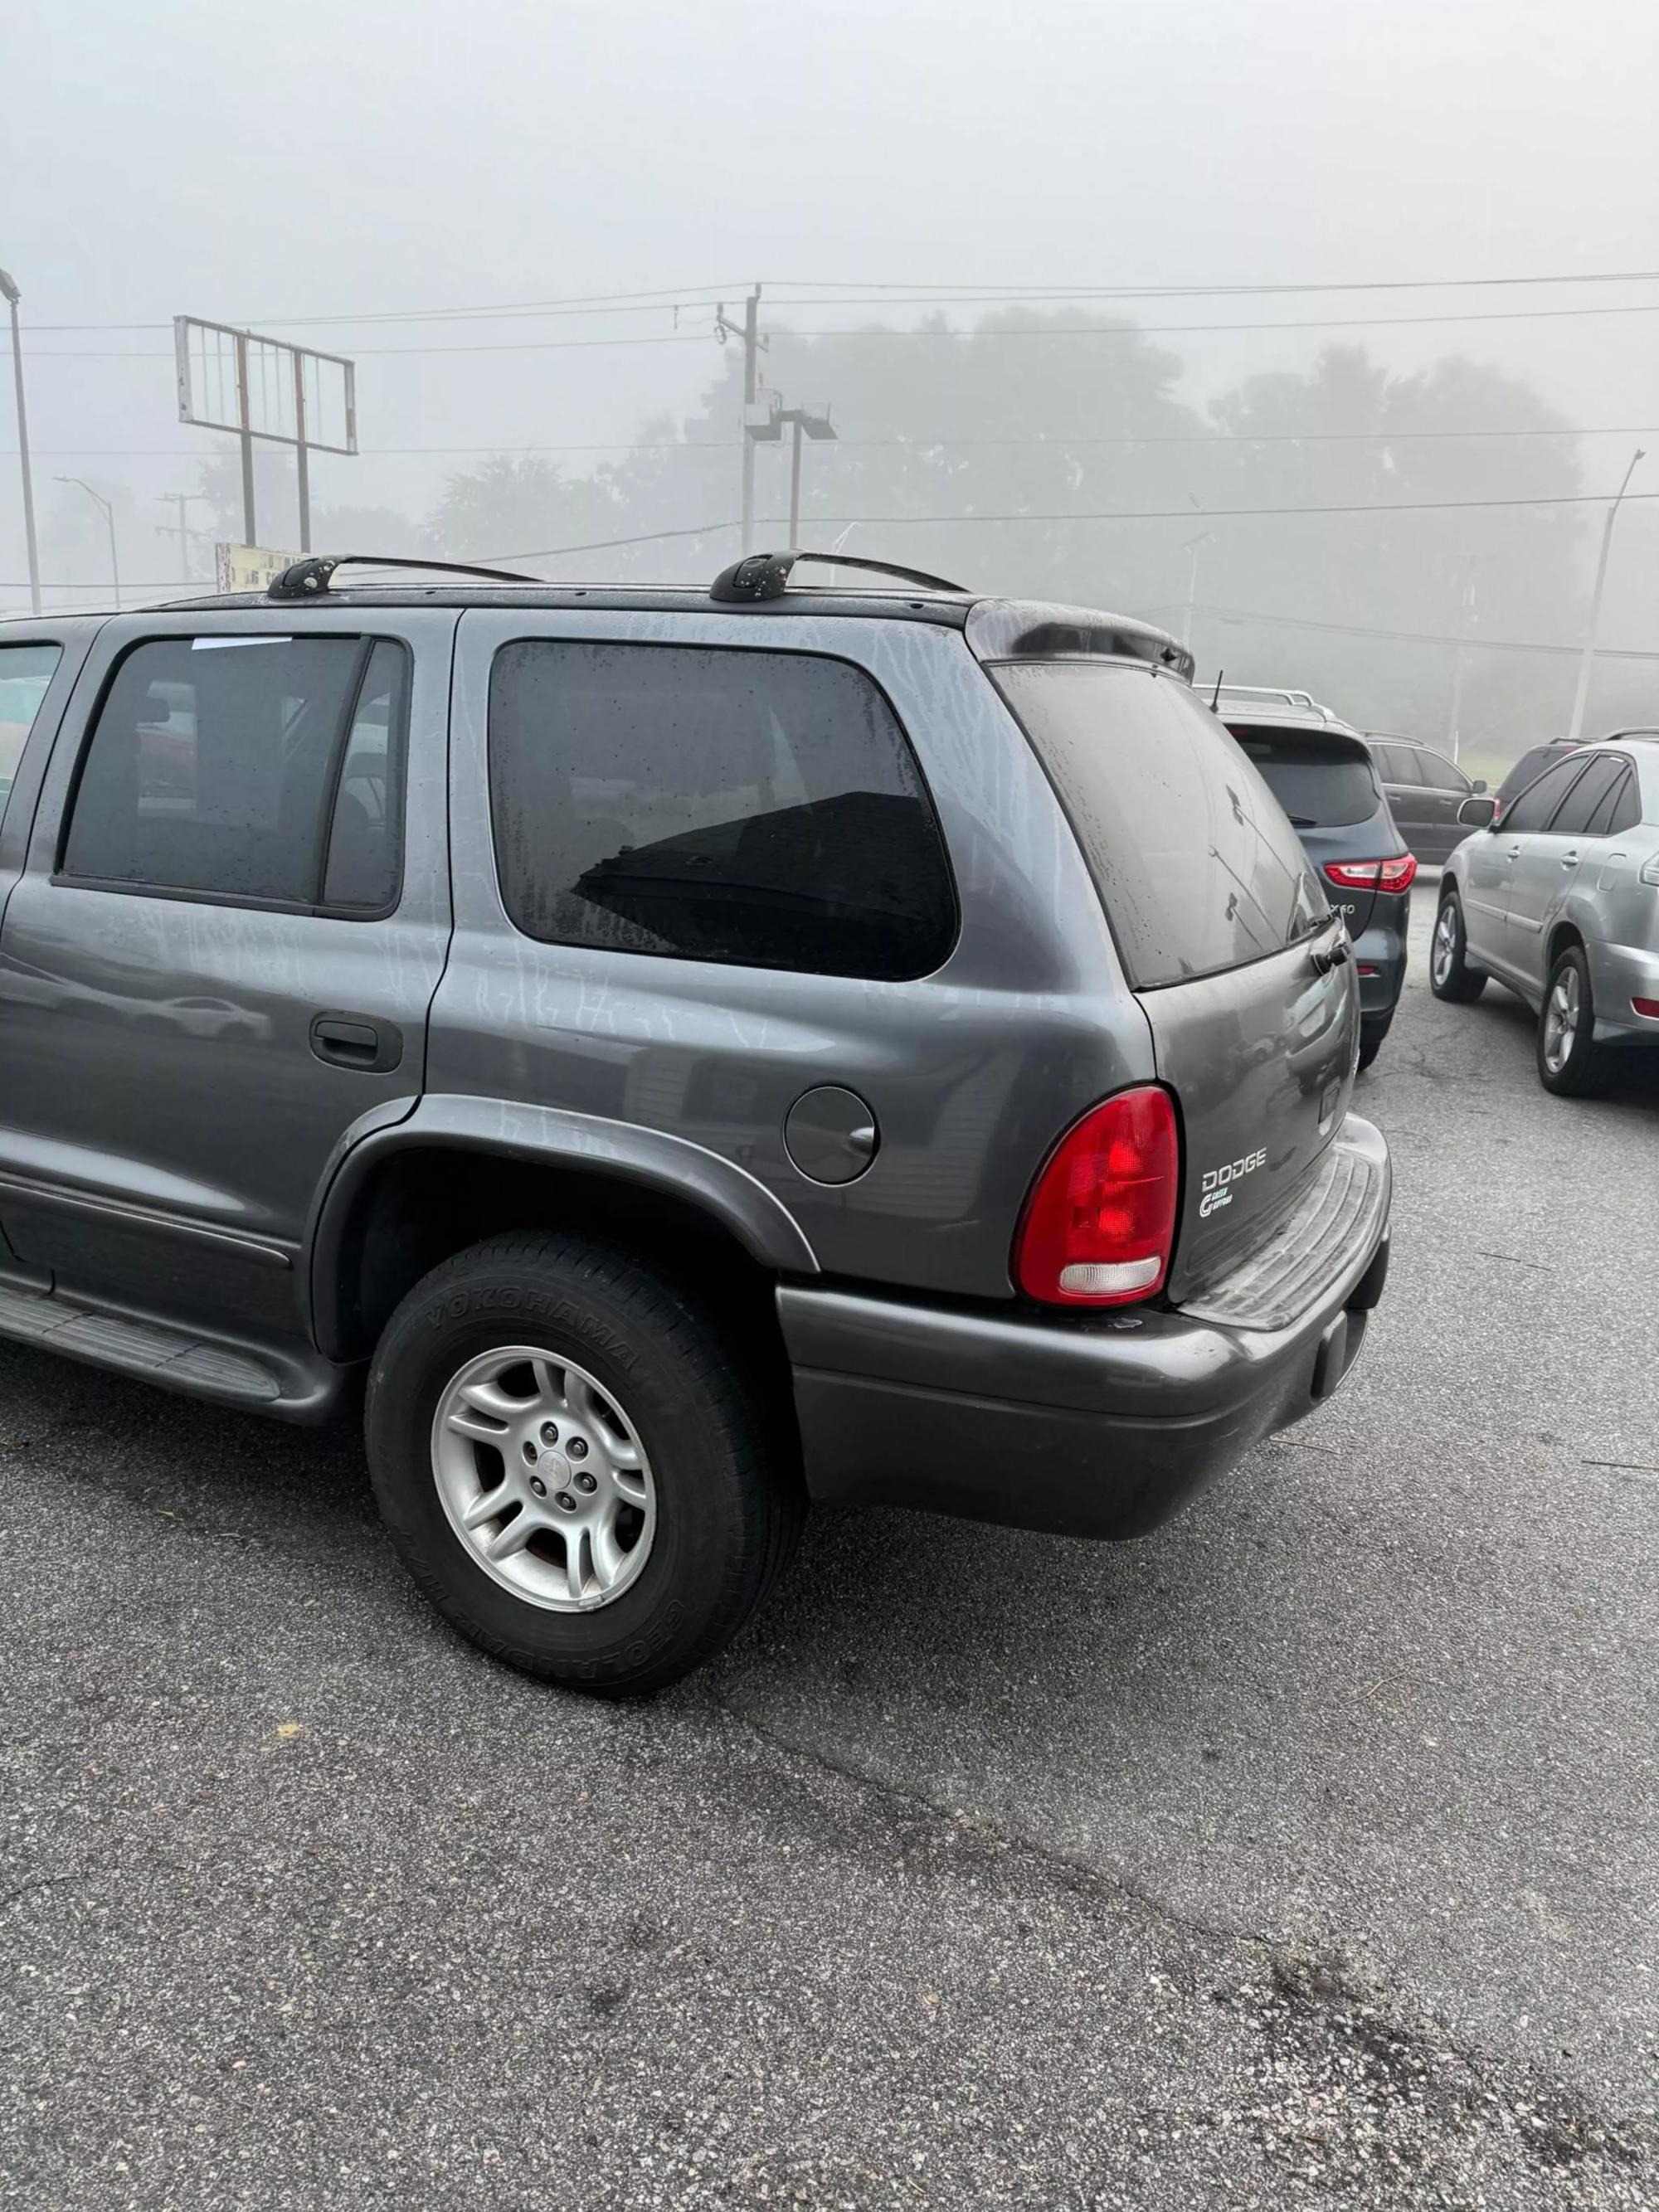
1458 795 1498 829
1472 778 1488 795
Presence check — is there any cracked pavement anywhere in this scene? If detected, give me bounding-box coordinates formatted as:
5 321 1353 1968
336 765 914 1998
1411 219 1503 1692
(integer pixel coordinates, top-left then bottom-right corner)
1 883 1655 2209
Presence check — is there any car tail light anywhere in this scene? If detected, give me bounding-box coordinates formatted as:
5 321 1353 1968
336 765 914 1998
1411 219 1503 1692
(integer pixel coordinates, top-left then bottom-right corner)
1356 964 1379 978
1324 857 1417 893
1014 1087 1179 1305
1640 854 1659 887
1634 997 1659 1020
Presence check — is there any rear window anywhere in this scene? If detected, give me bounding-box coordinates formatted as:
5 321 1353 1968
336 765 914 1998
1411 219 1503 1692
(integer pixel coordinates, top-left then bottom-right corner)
1224 724 1379 828
994 663 1328 989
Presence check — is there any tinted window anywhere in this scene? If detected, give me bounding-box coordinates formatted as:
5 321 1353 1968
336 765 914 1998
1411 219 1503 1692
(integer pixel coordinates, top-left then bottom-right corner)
1548 754 1624 836
1501 756 1588 834
1376 744 1423 786
1226 725 1379 827
1496 744 1569 805
63 634 403 908
1606 772 1643 836
995 664 1326 989
1413 748 1469 794
487 641 956 980
1582 764 1640 838
0 643 61 831
322 642 408 910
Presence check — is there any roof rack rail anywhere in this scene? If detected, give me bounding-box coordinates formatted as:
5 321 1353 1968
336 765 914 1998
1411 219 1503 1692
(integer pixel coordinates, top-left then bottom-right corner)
266 552 536 600
709 549 967 604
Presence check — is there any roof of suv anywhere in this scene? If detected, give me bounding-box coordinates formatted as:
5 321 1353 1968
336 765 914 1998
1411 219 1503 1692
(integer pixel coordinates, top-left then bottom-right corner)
3 548 1197 682
1213 693 1365 739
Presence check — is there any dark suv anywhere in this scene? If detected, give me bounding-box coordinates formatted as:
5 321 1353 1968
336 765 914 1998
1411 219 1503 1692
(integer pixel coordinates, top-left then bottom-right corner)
1364 733 1488 863
0 552 1391 1692
1214 689 1413 1070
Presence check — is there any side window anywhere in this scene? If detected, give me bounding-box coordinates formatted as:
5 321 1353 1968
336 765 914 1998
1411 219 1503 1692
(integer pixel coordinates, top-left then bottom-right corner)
323 641 408 911
1606 772 1642 837
1584 765 1638 838
487 640 956 980
1415 749 1469 794
1379 746 1423 786
1548 755 1624 837
0 643 62 833
1501 756 1588 834
61 634 407 912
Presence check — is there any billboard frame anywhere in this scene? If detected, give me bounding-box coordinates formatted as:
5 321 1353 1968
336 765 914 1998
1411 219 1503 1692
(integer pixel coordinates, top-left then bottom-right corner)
174 315 358 552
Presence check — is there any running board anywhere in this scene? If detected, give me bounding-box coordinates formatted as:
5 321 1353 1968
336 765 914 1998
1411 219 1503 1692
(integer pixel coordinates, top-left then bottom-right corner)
0 1280 354 1423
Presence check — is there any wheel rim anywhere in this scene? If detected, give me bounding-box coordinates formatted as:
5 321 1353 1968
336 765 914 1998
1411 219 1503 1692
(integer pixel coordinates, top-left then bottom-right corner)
1542 964 1580 1073
1432 902 1458 986
431 1346 656 1612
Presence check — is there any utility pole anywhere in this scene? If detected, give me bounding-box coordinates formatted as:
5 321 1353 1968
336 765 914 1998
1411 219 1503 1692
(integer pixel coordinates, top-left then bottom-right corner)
0 267 42 615
1443 553 1491 763
56 475 120 607
740 287 761 552
1566 445 1645 746
1180 530 1213 653
234 327 256 544
157 492 207 582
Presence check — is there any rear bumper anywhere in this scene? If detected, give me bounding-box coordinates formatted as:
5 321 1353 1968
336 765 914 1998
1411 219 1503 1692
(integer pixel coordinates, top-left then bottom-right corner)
1354 901 1408 1019
780 1115 1392 1540
1586 936 1659 1045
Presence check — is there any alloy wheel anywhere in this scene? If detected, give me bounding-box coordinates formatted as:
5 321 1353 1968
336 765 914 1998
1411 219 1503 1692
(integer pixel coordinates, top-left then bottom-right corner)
431 1346 656 1612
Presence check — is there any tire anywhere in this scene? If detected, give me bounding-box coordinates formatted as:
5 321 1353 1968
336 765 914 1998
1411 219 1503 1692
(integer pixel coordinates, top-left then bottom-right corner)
365 1232 804 1695
1429 888 1486 1003
1537 945 1610 1098
1356 1014 1392 1073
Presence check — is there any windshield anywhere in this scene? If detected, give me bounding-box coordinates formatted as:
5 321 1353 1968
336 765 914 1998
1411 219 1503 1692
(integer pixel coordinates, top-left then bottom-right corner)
1225 725 1380 828
994 662 1328 989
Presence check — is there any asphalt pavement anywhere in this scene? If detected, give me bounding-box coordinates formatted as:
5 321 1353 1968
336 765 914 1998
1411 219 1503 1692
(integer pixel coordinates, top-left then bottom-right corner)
1 882 1654 2210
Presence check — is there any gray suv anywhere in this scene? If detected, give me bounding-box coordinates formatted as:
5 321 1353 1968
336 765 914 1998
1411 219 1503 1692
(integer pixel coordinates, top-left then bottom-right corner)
0 551 1391 1692
1432 732 1659 1094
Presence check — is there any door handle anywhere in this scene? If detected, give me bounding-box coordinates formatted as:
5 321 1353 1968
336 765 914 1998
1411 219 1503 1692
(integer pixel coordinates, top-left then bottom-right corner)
310 1012 403 1073
1560 851 1579 868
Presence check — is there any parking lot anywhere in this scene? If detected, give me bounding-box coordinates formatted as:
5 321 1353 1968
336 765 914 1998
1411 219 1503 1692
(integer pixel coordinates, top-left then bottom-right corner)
0 879 1653 2211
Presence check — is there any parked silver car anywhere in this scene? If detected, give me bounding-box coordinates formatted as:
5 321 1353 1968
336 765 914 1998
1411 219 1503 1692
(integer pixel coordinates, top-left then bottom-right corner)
1430 733 1659 1095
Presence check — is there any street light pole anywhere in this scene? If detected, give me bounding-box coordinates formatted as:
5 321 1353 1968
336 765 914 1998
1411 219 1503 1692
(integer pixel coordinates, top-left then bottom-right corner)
56 476 121 608
0 268 42 615
1180 530 1213 653
1566 445 1645 746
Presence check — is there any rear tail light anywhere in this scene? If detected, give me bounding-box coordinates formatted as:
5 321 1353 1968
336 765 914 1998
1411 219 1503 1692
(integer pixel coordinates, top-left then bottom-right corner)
1633 998 1659 1020
1324 856 1417 893
1014 1086 1179 1305
1640 854 1659 887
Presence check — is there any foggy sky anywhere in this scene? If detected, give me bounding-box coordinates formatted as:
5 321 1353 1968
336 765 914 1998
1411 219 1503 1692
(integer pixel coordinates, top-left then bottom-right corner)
5 0 1659 608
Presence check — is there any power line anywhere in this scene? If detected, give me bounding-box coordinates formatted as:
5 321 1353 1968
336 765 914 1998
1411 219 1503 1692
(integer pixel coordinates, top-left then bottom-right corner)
764 268 1659 299
9 423 1656 459
471 486 1659 564
13 482 1654 591
32 297 1659 362
28 265 1659 333
1154 600 1659 663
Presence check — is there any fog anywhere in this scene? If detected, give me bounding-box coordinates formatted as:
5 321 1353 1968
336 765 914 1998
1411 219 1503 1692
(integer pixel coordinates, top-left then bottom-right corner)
6 0 1658 776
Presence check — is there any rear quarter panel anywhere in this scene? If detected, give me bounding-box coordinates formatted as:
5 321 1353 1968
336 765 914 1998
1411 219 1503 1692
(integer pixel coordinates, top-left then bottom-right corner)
432 610 1155 1300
